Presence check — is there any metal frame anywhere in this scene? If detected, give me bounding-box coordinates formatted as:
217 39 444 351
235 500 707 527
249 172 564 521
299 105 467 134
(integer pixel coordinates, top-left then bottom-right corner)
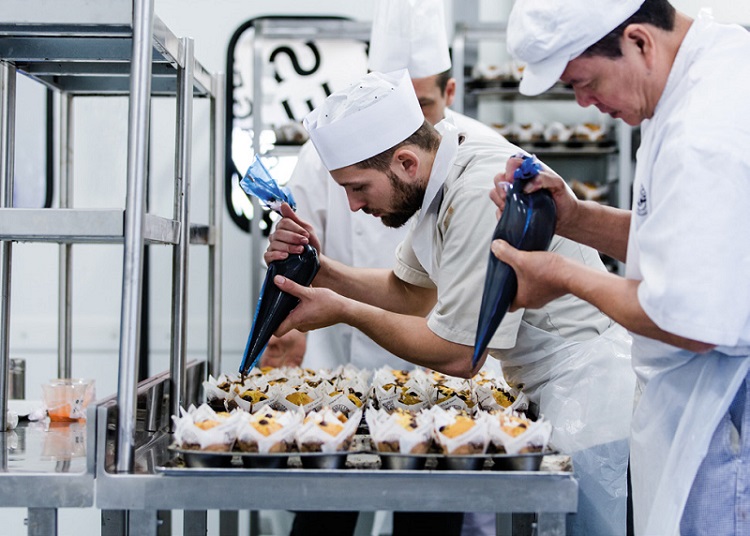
0 0 224 530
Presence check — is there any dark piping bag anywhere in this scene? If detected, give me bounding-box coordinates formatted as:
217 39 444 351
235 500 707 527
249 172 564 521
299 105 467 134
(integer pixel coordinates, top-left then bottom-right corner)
472 155 556 368
238 156 320 375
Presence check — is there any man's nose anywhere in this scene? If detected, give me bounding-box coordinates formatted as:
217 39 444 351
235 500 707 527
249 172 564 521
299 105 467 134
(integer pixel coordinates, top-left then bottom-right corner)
347 194 366 212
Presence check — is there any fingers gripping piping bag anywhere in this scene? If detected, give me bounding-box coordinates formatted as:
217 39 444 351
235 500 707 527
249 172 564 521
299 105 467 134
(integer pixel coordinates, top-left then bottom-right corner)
472 155 556 367
238 156 320 375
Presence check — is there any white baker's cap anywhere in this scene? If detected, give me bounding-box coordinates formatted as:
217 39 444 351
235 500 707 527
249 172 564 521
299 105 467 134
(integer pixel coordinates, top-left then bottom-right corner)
368 0 452 78
507 0 645 96
303 69 424 171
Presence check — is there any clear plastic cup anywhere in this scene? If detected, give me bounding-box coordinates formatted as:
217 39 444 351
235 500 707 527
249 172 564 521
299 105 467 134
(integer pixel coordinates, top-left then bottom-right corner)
41 378 96 422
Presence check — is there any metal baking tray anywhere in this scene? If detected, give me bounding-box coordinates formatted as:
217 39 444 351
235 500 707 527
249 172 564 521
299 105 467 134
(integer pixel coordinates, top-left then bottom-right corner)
491 451 549 472
165 445 369 471
160 445 557 474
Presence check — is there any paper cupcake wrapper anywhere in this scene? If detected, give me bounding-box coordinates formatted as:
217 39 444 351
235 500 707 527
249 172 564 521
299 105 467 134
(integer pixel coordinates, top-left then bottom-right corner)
487 414 552 455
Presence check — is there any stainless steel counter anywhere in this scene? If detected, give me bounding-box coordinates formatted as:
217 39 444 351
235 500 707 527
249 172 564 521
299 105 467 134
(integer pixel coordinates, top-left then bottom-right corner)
0 420 94 508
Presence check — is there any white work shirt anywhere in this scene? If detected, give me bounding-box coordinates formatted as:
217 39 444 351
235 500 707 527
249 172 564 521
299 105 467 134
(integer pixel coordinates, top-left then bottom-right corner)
625 12 750 535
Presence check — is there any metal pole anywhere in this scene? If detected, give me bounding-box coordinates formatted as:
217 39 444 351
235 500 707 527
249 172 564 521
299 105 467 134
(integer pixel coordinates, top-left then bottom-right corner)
116 0 154 473
250 24 264 310
58 93 74 378
169 37 193 420
0 62 16 433
208 72 225 376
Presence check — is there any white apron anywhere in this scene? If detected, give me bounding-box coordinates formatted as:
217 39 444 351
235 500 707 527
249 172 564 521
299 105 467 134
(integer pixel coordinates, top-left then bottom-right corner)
501 322 635 536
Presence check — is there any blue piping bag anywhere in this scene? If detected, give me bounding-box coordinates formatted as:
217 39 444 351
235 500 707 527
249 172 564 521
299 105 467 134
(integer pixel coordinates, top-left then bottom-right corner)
471 156 556 368
238 155 319 375
240 155 297 212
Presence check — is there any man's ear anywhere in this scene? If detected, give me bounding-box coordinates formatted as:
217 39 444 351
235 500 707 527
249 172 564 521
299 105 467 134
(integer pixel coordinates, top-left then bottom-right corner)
623 24 656 69
444 78 456 107
393 148 420 178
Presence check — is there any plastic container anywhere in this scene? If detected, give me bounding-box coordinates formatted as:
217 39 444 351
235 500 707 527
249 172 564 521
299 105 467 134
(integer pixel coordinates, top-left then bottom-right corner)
42 378 96 422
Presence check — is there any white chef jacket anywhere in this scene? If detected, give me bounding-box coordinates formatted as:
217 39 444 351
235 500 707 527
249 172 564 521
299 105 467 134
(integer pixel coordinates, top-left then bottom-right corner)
286 110 505 371
625 12 750 536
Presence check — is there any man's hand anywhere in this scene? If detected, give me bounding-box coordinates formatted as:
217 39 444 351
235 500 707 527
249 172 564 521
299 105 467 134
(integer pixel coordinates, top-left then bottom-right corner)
490 239 570 310
264 203 322 265
260 330 307 368
490 156 581 236
271 275 350 335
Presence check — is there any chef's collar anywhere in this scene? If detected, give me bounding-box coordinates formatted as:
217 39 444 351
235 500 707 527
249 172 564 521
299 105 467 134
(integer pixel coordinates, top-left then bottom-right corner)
410 118 460 275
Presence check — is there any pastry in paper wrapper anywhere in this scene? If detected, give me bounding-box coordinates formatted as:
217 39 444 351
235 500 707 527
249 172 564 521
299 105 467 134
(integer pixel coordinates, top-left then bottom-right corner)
296 407 362 453
431 406 491 455
325 376 368 416
434 380 478 414
233 385 271 413
474 371 529 413
236 408 302 453
267 383 324 413
372 368 434 412
487 412 552 455
171 404 242 452
365 407 433 454
203 373 242 411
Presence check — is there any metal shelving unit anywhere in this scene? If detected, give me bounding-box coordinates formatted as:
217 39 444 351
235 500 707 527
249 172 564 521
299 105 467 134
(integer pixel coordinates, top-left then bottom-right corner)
0 0 224 532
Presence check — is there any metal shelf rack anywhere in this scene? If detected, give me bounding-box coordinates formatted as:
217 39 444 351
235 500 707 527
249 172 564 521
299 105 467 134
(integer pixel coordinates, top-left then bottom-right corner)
0 0 224 532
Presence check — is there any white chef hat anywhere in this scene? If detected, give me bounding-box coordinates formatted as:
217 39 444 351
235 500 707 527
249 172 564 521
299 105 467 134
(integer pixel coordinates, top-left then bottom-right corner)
303 69 424 171
507 0 645 96
368 0 452 78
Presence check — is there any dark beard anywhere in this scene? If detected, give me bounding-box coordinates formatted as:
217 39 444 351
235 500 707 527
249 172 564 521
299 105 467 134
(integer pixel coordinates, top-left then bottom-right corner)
380 169 425 228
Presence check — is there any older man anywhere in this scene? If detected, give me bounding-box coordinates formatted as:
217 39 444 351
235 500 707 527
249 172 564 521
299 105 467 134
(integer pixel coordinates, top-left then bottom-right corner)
266 68 635 535
493 0 750 534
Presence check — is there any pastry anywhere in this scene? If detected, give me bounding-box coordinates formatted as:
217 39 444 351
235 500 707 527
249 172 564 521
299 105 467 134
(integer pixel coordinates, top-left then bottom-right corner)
438 414 475 439
286 391 314 406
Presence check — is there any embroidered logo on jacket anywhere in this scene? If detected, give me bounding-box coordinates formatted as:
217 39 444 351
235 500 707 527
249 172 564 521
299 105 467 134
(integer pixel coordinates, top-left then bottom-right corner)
636 185 648 216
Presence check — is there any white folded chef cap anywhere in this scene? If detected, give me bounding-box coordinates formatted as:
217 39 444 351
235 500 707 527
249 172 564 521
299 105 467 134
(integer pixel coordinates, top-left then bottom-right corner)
507 0 645 96
303 69 424 171
368 0 452 78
